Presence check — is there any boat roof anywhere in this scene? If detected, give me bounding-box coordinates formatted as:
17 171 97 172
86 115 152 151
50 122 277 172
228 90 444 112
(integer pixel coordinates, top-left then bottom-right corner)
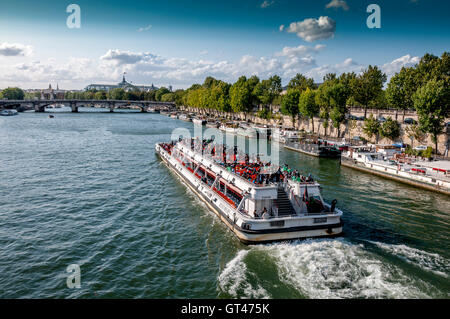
414 160 450 172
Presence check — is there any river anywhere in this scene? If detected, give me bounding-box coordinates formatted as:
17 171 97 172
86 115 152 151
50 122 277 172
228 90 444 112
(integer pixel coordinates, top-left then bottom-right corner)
0 109 448 298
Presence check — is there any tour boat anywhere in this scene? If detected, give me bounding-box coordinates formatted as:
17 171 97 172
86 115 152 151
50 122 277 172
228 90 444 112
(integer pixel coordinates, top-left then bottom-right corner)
237 123 258 139
0 109 19 116
192 117 207 125
206 120 220 128
219 122 239 134
179 114 191 122
253 125 271 139
156 139 344 244
272 128 301 144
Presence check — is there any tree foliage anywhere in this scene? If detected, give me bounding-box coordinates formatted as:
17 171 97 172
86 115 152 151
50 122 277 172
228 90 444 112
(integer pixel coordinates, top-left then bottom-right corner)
281 89 300 123
298 88 318 133
353 65 387 117
363 114 381 142
380 117 400 141
412 78 449 153
0 87 25 100
287 73 316 91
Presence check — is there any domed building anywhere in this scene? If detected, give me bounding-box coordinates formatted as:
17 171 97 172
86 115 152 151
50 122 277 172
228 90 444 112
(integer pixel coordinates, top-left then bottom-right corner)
85 74 159 92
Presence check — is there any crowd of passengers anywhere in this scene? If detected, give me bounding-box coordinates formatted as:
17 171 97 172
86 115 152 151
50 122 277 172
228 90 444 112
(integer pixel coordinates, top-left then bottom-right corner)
179 138 316 185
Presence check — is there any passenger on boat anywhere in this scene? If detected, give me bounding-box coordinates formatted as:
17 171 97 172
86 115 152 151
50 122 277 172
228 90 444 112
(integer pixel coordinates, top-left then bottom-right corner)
262 207 270 220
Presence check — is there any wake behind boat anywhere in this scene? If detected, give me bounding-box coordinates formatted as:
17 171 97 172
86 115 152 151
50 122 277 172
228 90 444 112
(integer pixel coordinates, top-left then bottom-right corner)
156 138 343 244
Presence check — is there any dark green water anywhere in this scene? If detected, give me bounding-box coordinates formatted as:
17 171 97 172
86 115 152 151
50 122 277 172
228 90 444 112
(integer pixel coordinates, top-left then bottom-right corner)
0 110 449 298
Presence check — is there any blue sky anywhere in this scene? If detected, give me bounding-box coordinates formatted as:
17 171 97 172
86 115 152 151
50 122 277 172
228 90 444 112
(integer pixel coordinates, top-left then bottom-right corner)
0 0 448 89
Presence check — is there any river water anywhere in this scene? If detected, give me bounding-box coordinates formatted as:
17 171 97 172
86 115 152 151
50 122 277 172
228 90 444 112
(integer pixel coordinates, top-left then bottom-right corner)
0 109 449 298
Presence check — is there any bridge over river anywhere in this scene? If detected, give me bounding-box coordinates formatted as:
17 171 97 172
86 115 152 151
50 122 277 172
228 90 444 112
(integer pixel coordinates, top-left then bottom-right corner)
0 99 176 113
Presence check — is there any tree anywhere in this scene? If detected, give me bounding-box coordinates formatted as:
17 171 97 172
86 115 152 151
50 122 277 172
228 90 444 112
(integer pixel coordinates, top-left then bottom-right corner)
287 73 316 91
348 119 358 140
298 88 319 133
363 114 381 143
254 75 282 113
380 117 400 141
328 83 349 137
0 87 25 100
155 87 171 101
386 67 417 119
353 65 387 118
143 90 156 101
161 93 176 102
109 88 125 100
412 79 450 154
315 84 333 136
230 76 252 114
94 91 107 100
405 123 426 149
203 76 219 89
281 89 301 125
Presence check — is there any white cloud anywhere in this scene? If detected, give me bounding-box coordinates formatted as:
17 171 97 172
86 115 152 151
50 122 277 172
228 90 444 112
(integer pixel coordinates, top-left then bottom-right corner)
100 49 158 65
279 25 285 32
1 45 423 90
137 25 152 32
325 0 349 11
260 1 274 8
275 44 326 58
381 54 420 78
286 16 336 42
0 42 33 57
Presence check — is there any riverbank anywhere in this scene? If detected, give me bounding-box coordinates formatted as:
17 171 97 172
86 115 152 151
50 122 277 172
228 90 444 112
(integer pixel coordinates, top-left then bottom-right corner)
177 105 449 155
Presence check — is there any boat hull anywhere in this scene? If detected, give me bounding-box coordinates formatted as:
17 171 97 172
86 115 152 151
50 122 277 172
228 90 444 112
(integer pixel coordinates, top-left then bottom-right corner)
156 144 343 244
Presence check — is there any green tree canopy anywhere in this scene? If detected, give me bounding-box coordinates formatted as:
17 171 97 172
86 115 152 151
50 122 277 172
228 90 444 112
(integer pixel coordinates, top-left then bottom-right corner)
155 87 171 101
353 65 387 118
281 89 301 124
287 73 316 91
412 78 450 154
298 88 318 133
328 83 349 137
363 114 381 143
380 117 400 141
230 76 252 113
109 88 125 100
0 87 25 100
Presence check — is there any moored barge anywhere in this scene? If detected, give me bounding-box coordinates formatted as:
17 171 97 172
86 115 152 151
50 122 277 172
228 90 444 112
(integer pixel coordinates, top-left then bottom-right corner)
156 139 343 244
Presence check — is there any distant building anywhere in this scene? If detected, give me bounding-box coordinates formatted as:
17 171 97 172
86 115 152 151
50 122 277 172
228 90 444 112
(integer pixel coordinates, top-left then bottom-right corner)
85 75 158 92
36 84 66 100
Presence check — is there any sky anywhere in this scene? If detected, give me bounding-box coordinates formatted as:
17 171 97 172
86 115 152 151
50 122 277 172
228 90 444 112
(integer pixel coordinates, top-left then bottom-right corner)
0 0 449 90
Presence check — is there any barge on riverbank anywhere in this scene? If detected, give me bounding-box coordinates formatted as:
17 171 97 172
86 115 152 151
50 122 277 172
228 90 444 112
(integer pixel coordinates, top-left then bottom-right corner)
156 139 343 244
284 140 341 159
341 146 450 196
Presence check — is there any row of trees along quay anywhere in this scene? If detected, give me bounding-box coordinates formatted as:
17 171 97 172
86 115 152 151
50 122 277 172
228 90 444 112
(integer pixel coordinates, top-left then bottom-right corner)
1 52 448 153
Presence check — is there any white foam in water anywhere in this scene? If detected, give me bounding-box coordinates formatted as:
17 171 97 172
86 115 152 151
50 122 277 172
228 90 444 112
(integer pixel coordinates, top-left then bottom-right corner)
264 239 436 299
219 239 437 299
372 242 450 278
218 250 270 299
